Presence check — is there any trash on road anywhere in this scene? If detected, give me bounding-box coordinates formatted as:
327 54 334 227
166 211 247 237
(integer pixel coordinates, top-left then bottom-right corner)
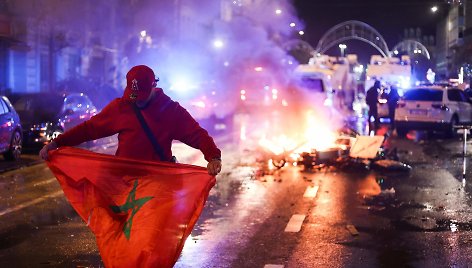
346 224 359 236
380 187 396 197
371 159 412 172
254 123 415 178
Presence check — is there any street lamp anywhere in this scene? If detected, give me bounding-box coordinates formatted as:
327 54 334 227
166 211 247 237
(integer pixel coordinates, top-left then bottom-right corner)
338 44 347 57
431 6 438 12
213 39 224 49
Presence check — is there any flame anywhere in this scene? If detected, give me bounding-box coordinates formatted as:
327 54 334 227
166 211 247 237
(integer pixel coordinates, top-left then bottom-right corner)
259 135 297 155
268 159 275 170
258 109 340 156
296 110 338 152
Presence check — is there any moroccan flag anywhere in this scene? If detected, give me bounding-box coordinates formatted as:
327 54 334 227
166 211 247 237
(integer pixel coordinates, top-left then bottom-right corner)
47 147 216 268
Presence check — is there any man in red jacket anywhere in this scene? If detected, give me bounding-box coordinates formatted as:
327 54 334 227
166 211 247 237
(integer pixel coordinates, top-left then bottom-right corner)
40 65 222 175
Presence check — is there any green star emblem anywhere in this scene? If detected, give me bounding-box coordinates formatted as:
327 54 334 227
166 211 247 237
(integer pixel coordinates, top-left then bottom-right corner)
110 179 153 240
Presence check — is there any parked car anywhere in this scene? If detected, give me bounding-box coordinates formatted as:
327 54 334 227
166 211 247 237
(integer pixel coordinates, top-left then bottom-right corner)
394 86 472 138
11 92 97 147
0 96 22 160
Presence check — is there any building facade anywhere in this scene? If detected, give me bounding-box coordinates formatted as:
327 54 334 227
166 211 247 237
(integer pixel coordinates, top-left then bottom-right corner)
0 0 121 98
436 0 472 82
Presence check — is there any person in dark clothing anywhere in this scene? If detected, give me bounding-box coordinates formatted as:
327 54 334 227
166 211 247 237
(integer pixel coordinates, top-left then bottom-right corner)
387 85 400 127
366 80 381 132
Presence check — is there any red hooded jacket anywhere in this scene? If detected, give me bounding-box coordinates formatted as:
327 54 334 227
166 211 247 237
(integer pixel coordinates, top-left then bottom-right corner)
54 88 221 162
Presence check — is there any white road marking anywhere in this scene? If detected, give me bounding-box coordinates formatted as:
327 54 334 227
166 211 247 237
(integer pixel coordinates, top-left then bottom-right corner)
0 189 64 217
284 214 306 232
33 177 57 187
264 265 284 268
346 224 359 236
303 185 319 198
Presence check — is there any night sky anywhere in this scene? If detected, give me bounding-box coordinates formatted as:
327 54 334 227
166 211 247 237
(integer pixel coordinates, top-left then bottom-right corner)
293 0 449 63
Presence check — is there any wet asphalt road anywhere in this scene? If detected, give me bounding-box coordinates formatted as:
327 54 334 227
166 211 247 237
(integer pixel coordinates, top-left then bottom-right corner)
174 132 472 268
2 126 472 267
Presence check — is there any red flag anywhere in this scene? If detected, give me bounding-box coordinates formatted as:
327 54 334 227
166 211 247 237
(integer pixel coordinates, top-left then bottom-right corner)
47 147 215 268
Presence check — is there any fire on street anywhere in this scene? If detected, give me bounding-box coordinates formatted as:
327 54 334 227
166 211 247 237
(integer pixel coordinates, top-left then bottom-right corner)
2 119 472 267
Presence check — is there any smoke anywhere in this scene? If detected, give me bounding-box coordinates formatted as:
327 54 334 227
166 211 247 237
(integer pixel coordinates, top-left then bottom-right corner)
125 0 347 143
122 0 304 118
8 0 354 154
13 0 344 140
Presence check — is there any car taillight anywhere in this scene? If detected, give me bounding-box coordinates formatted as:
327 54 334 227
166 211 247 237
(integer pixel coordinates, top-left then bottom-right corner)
431 104 449 111
396 101 405 108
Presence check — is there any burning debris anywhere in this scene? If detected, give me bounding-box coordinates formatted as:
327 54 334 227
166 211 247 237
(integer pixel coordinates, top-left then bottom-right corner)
256 119 411 174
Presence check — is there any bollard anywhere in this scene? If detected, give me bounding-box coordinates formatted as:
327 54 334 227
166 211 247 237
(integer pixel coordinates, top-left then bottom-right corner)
454 125 472 183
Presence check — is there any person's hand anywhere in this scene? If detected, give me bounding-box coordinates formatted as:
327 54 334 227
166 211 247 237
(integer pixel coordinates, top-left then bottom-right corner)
207 158 222 176
39 141 58 161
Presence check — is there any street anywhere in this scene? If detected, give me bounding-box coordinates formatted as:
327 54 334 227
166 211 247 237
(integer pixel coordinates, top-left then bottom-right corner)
1 0 471 267
1 119 472 267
